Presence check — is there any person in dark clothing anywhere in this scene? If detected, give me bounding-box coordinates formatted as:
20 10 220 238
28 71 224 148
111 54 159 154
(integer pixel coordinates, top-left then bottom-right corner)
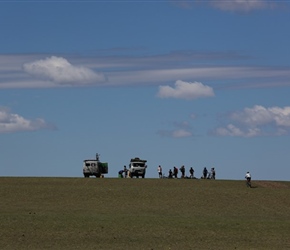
203 167 208 179
118 170 124 178
168 169 173 178
173 166 178 178
180 165 185 178
189 167 194 178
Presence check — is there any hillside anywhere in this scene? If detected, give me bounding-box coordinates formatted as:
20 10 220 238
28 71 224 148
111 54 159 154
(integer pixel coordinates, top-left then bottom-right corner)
0 177 290 249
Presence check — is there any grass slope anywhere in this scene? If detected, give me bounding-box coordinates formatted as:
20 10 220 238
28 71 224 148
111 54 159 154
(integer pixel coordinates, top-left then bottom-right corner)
1 177 290 250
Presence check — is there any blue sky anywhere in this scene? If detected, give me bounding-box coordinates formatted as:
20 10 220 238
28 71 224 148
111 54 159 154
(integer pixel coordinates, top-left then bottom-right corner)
1 0 290 180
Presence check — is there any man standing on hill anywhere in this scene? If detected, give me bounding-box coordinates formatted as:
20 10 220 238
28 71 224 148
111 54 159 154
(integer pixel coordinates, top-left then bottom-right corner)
157 165 162 178
245 171 251 187
173 166 178 178
180 165 185 178
203 167 208 179
211 167 216 180
189 167 194 178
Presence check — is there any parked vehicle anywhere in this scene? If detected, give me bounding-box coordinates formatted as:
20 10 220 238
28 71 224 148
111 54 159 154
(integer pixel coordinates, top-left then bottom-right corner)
83 153 108 178
128 157 147 178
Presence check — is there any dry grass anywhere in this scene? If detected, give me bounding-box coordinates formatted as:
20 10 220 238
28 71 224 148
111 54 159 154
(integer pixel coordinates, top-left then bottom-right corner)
0 177 290 249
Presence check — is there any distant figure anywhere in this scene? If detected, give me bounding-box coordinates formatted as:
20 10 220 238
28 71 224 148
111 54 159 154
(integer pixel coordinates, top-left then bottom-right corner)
180 165 185 178
173 166 178 178
211 167 216 180
203 167 208 179
168 169 173 178
123 165 128 178
207 171 212 179
157 165 163 178
118 170 124 178
245 171 251 188
189 167 194 179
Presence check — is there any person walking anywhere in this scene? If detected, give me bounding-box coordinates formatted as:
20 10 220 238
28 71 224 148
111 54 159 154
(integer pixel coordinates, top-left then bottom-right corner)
157 165 163 178
180 165 185 178
245 171 251 188
189 167 194 178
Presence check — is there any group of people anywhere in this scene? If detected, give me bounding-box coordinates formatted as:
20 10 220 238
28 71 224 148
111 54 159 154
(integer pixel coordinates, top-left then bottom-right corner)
157 165 216 179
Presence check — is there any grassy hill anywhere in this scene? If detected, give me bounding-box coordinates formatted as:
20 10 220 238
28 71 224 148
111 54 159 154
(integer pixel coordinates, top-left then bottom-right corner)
1 177 290 249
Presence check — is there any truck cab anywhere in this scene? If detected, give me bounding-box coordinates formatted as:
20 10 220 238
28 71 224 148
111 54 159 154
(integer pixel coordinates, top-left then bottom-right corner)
128 157 147 178
83 153 108 178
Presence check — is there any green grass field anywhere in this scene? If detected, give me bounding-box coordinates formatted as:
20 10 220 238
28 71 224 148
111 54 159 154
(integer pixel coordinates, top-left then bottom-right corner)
1 177 290 249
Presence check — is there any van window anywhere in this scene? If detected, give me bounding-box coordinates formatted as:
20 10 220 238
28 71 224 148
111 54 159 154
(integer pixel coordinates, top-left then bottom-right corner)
85 163 90 167
133 163 145 167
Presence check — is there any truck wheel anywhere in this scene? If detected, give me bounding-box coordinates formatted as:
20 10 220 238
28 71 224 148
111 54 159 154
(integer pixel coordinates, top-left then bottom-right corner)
84 174 89 178
142 174 145 178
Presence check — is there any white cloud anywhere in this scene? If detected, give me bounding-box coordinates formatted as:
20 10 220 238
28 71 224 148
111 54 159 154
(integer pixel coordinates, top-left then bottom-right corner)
210 0 273 12
1 53 290 89
215 124 261 137
158 120 193 138
174 0 280 12
157 80 214 100
23 56 106 86
214 105 290 137
0 108 55 133
172 129 192 138
158 129 192 138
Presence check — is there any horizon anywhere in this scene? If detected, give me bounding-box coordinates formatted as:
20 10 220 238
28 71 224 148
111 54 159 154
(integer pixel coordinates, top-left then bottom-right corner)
1 0 290 181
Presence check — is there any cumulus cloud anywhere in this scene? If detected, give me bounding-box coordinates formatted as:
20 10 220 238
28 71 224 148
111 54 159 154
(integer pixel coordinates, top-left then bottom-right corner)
210 0 273 12
158 120 193 138
0 108 55 133
23 56 106 86
214 105 290 137
157 80 214 100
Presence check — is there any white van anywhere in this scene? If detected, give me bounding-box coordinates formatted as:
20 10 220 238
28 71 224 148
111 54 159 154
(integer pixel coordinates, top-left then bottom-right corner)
128 157 147 178
83 153 108 178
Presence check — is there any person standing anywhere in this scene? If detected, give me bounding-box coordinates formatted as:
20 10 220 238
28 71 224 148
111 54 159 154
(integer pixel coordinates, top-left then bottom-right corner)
211 167 216 180
123 165 128 178
245 171 251 187
173 166 178 178
189 167 194 178
180 165 185 178
203 167 208 179
157 165 163 178
168 169 173 178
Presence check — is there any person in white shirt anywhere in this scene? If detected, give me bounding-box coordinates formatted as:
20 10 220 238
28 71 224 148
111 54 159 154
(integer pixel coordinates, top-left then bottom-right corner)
245 172 251 187
157 165 162 178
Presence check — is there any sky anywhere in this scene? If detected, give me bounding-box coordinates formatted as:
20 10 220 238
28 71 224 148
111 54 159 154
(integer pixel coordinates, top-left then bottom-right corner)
1 0 290 181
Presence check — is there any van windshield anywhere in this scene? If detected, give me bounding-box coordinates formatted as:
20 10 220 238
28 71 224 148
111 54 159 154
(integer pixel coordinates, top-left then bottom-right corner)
132 163 145 167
